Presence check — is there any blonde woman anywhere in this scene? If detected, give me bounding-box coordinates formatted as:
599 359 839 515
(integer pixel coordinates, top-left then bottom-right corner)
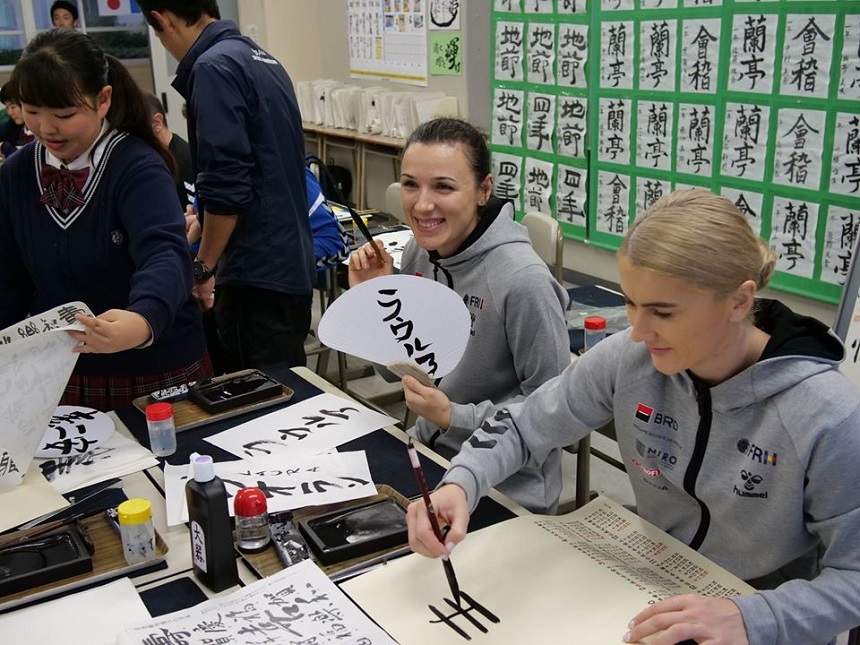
405 189 860 645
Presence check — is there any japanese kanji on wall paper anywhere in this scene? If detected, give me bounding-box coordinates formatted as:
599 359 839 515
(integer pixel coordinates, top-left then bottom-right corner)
490 0 860 304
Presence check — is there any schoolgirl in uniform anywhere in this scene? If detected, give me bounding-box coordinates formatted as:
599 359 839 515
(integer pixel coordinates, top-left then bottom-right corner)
0 29 208 411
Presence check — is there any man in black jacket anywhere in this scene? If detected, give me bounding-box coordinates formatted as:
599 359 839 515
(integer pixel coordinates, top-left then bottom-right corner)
138 0 315 372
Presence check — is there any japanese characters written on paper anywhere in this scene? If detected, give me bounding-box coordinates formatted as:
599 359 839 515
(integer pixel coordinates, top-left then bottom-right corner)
597 171 631 236
525 157 555 214
771 197 820 279
492 152 524 211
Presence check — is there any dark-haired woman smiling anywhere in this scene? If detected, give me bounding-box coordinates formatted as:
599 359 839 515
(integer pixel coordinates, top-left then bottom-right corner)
0 29 208 411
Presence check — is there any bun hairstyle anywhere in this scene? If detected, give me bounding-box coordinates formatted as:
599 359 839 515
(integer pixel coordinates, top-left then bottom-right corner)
621 188 776 297
10 29 174 174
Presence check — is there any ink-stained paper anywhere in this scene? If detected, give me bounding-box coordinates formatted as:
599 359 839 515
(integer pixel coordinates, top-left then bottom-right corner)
681 19 720 94
343 497 754 645
721 103 770 182
721 187 764 237
780 14 834 98
119 560 396 645
600 22 634 89
36 423 158 494
205 393 397 460
524 0 553 12
557 95 588 159
641 0 678 9
429 0 460 30
34 406 114 458
602 0 634 11
636 101 673 171
0 302 91 491
524 157 554 215
495 21 525 82
597 171 631 236
430 32 462 75
526 92 556 152
771 197 820 279
635 177 671 217
527 22 556 85
557 0 584 13
839 14 860 100
677 103 715 177
773 108 825 190
492 88 525 147
164 452 376 526
0 465 69 533
639 20 677 92
494 0 521 12
318 274 471 379
599 98 631 166
728 14 777 94
821 206 859 287
493 152 524 210
556 164 588 226
0 578 150 645
830 112 860 197
558 23 588 88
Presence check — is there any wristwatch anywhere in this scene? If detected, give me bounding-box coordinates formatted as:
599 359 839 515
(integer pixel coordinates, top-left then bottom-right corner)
192 256 215 283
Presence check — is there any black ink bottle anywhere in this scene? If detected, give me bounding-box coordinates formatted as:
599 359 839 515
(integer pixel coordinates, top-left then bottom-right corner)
185 453 238 592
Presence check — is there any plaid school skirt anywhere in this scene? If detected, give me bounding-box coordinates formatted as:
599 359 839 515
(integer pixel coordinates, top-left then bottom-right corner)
61 355 213 412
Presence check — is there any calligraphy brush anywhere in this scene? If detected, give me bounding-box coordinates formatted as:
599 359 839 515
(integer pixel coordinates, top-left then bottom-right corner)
407 438 462 606
348 207 386 268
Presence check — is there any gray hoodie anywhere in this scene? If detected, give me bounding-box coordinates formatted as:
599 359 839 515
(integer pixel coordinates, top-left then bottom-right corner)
443 300 860 645
402 198 570 513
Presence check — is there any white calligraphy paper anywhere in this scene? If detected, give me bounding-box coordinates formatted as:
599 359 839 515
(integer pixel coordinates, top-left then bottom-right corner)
602 0 634 10
728 14 777 94
0 302 90 491
494 0 521 12
597 171 631 236
492 87 524 147
773 108 825 190
639 20 677 92
681 19 720 93
524 157 554 215
830 112 860 197
524 0 553 11
771 197 819 279
0 465 69 533
527 92 556 152
36 426 157 494
319 274 471 380
721 103 770 182
721 187 764 237
35 406 114 458
685 0 722 5
641 0 677 8
493 152 524 210
557 0 584 14
600 22 634 89
119 560 396 645
164 452 376 526
781 14 834 98
556 164 588 226
558 23 588 88
429 0 460 30
599 98 631 166
677 103 715 177
839 14 860 100
527 22 556 85
637 101 673 171
557 96 587 159
636 177 671 217
495 21 524 81
822 206 859 286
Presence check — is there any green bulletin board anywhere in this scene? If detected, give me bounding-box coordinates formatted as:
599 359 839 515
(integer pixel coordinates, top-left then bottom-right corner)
489 0 860 304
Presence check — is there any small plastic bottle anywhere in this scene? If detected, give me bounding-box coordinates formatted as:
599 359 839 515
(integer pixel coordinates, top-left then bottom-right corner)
234 487 270 552
117 498 156 565
145 402 177 457
186 453 238 592
583 315 607 351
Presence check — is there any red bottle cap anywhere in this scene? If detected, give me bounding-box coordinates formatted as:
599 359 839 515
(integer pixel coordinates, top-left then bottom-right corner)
145 402 173 422
584 316 607 331
234 487 268 517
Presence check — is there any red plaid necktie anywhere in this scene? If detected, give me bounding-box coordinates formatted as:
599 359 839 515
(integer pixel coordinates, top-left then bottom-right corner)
39 165 90 212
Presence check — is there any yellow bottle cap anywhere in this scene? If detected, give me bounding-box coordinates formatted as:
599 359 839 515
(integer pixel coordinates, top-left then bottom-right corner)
117 498 152 525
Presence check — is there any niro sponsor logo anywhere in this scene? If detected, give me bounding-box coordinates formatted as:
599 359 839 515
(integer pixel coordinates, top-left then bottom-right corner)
635 439 678 469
